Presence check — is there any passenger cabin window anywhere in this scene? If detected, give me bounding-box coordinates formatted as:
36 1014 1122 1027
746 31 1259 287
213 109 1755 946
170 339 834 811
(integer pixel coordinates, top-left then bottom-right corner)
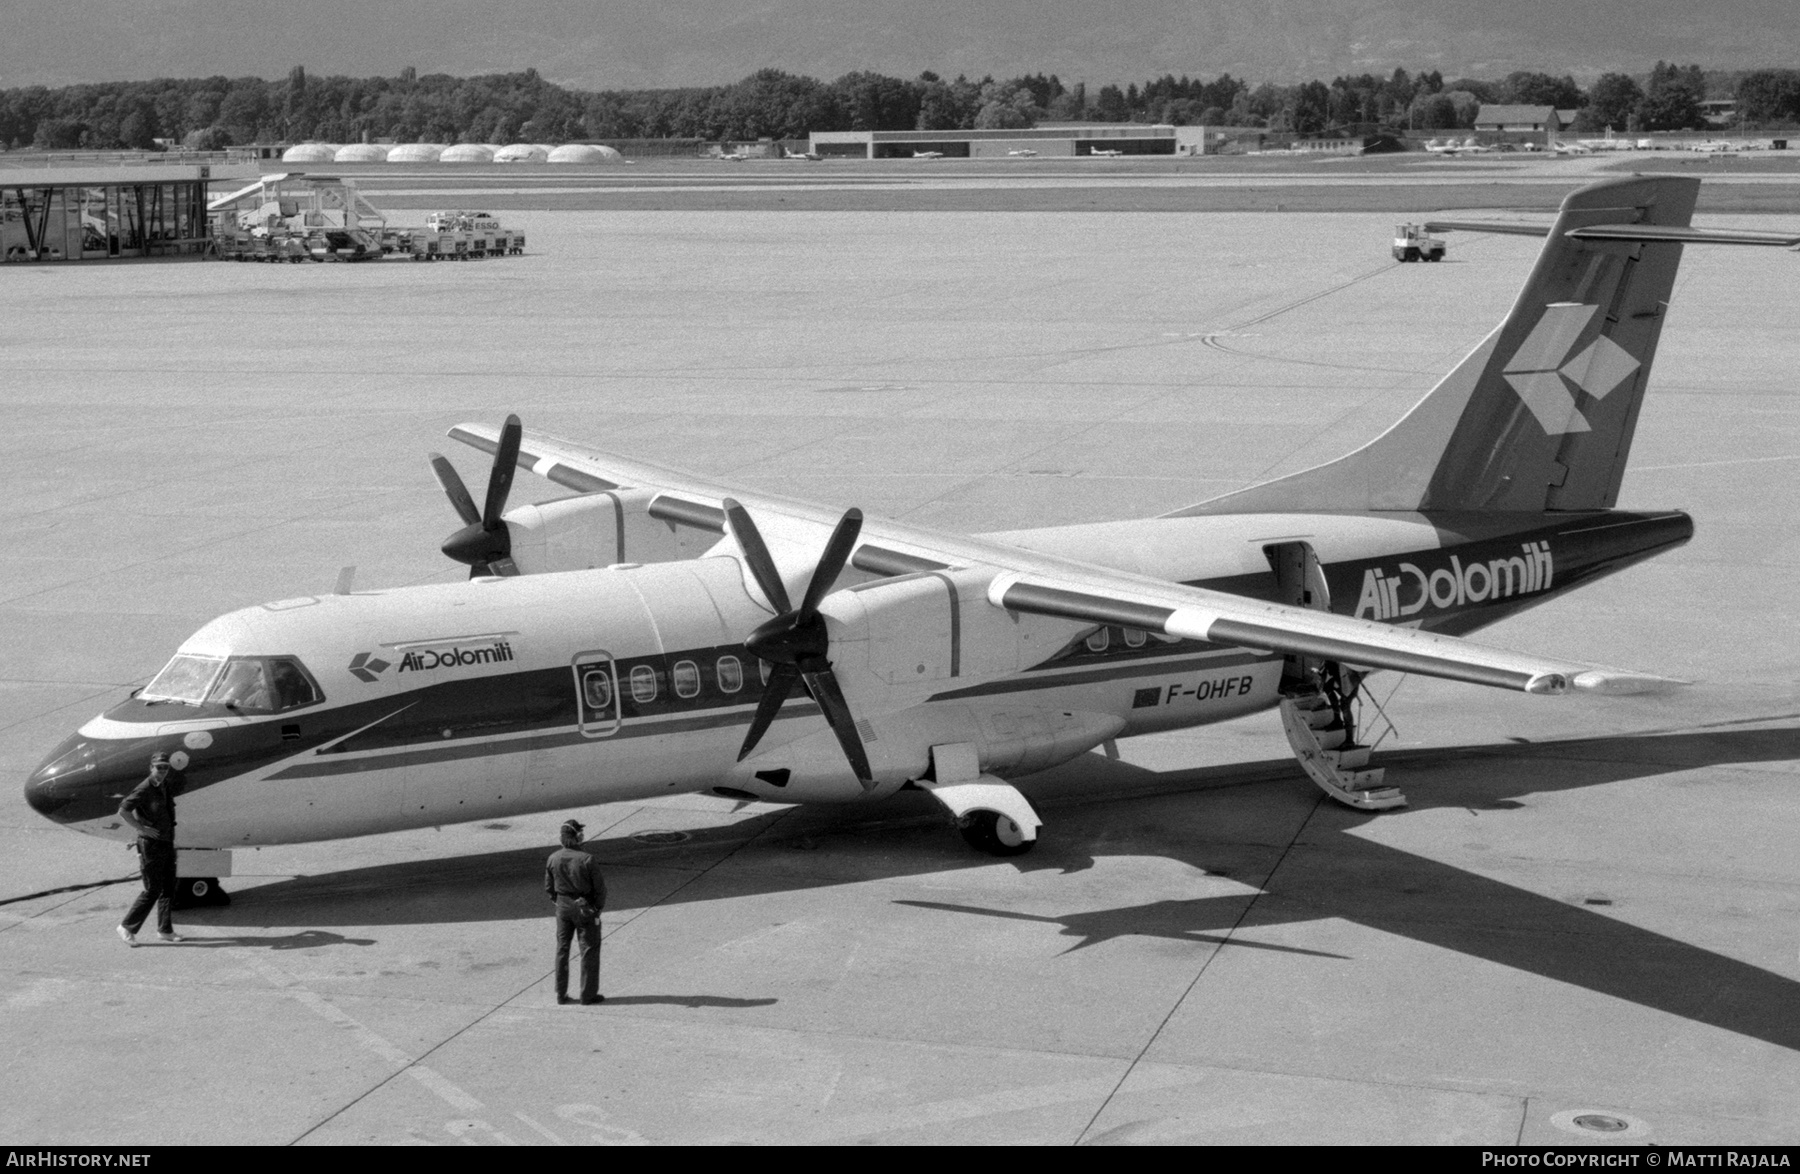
629 664 658 704
672 660 700 699
1085 628 1110 653
716 655 744 694
583 669 612 710
141 654 225 704
1123 628 1147 648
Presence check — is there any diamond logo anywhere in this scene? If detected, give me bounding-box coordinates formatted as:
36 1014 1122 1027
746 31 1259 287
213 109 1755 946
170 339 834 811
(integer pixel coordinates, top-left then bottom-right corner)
348 652 391 683
1501 303 1641 435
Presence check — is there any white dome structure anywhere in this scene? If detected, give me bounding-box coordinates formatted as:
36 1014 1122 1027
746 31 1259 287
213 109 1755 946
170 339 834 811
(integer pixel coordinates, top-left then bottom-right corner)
386 143 446 163
439 143 497 163
547 143 623 164
333 143 389 163
281 143 338 163
492 143 549 163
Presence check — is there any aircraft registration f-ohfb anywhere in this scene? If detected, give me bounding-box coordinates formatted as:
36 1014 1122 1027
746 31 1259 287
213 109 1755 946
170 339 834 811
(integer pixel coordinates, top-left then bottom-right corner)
25 176 1800 899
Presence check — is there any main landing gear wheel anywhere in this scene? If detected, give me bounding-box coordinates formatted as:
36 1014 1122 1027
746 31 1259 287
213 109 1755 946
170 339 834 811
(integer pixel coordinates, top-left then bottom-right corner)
958 810 1035 857
173 877 230 909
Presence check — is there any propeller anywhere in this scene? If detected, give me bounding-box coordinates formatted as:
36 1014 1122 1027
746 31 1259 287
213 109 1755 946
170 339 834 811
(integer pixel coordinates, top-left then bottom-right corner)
724 498 872 786
429 413 522 577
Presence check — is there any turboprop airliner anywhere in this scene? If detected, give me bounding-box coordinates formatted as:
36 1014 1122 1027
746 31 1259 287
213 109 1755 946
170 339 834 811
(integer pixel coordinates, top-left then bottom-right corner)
24 176 1800 903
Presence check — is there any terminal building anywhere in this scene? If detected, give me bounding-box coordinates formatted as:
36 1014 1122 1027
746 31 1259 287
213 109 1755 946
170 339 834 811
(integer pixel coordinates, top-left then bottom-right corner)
809 124 1204 158
1 163 257 262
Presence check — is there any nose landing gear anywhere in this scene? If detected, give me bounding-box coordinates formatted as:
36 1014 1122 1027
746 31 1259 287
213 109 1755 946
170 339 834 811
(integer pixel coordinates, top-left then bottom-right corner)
173 877 230 909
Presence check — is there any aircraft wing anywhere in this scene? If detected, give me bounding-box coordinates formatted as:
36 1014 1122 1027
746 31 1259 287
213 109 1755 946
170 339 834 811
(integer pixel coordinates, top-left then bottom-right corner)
983 571 1677 696
450 422 1677 697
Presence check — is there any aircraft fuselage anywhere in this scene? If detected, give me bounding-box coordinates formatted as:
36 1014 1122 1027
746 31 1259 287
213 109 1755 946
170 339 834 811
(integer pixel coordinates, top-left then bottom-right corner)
24 507 1689 848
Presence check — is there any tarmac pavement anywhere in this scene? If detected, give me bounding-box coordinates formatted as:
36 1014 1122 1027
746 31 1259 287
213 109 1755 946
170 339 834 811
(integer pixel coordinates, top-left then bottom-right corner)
1 195 1796 1144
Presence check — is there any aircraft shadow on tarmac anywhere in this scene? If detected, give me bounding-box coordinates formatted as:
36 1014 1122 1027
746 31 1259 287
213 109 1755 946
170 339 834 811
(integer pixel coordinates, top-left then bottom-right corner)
187 723 1800 1052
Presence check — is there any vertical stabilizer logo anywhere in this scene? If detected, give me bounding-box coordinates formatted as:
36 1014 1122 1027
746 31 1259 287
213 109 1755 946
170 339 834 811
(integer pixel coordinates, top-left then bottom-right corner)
1502 303 1641 435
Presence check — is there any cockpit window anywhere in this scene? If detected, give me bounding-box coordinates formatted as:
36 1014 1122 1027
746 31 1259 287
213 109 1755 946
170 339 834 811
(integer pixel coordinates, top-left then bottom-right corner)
268 658 321 709
141 654 225 704
204 656 323 713
210 659 274 711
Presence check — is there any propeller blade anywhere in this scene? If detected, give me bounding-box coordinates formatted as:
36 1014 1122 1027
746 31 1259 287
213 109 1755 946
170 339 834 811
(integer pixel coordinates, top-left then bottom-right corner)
481 414 522 531
796 508 863 620
738 662 799 762
801 665 873 785
722 498 792 613
428 453 482 526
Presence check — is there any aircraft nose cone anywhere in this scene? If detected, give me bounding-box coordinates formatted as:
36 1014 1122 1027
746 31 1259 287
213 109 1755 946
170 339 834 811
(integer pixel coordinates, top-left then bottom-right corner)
25 735 97 819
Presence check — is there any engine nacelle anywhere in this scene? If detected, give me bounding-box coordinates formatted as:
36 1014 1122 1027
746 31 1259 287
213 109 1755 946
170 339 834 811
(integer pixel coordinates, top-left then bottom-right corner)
505 488 715 574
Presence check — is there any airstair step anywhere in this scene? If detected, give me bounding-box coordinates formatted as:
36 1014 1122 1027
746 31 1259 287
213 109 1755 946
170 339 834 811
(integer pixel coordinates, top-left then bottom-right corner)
1277 696 1405 812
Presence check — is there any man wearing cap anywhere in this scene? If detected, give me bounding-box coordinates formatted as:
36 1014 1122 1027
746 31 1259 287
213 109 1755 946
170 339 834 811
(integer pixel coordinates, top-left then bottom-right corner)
116 751 184 945
544 819 605 1004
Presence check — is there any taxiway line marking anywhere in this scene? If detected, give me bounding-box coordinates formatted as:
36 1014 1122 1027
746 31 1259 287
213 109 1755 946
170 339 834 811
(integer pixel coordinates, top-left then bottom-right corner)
513 1111 570 1145
239 952 488 1114
1073 791 1328 1144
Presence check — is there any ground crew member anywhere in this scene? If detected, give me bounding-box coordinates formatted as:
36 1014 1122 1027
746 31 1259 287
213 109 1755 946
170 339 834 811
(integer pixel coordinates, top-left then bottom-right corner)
116 751 184 945
544 819 605 1004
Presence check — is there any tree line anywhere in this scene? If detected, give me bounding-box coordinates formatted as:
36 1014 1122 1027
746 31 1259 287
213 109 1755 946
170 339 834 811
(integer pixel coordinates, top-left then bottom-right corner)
4 61 1798 152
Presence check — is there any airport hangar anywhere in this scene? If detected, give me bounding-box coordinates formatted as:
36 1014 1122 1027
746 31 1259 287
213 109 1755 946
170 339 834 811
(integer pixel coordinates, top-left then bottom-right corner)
0 162 258 263
809 123 1208 158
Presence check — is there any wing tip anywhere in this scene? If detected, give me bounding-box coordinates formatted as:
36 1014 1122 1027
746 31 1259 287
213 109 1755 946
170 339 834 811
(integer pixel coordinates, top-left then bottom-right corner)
1570 670 1690 696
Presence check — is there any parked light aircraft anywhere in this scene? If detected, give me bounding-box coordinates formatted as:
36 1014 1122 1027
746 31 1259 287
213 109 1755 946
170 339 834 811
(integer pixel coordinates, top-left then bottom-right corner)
1088 148 1125 157
25 177 1800 901
1007 149 1039 158
912 150 945 160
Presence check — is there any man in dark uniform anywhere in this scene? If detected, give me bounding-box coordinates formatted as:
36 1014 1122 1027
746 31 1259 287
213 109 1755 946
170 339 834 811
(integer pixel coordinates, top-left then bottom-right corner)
116 751 184 945
544 819 605 1004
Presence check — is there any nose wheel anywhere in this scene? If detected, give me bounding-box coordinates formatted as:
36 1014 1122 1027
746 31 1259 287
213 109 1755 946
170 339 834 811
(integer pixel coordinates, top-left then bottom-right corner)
173 877 230 909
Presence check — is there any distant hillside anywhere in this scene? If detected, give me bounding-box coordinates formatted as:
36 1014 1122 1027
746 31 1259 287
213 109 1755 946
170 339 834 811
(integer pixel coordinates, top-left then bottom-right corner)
4 0 1798 90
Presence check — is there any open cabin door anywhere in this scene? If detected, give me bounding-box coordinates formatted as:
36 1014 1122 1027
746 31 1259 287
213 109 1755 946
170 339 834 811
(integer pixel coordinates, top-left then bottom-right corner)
1264 540 1331 685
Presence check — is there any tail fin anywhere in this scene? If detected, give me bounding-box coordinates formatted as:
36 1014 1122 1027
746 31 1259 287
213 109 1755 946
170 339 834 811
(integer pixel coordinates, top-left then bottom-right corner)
1175 175 1701 515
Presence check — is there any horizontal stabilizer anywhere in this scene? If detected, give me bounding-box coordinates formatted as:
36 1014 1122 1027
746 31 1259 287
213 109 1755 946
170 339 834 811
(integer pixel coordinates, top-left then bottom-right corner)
1566 223 1800 247
1423 219 1552 236
1423 220 1800 247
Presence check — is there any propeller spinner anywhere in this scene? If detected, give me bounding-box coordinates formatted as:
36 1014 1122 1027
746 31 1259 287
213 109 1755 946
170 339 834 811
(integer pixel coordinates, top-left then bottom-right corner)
429 413 522 577
724 498 873 787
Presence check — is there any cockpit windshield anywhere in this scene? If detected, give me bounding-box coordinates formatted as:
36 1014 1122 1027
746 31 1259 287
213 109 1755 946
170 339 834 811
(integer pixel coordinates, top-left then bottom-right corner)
207 656 323 713
139 654 322 712
140 654 225 704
